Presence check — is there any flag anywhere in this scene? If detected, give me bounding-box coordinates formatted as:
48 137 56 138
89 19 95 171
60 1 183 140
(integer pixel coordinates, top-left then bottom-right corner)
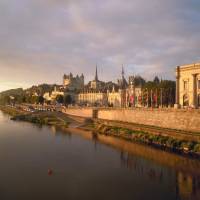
153 94 157 103
138 95 142 103
130 95 134 104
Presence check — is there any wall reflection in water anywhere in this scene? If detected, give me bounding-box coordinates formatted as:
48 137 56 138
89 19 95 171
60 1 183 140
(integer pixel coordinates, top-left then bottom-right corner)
48 125 200 200
120 151 200 200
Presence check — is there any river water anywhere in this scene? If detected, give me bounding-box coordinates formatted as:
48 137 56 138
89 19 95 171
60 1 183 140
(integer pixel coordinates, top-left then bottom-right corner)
0 110 200 200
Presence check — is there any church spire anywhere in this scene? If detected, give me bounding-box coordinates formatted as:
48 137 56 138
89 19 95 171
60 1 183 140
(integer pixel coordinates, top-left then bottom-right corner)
122 64 125 79
95 65 98 81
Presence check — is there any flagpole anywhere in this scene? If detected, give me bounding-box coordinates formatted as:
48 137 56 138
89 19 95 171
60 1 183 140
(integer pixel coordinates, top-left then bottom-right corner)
146 89 149 108
160 88 163 108
155 88 158 108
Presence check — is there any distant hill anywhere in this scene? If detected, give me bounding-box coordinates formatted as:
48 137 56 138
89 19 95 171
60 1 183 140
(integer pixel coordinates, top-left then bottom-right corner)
0 88 24 97
25 84 60 96
0 88 25 105
0 84 61 105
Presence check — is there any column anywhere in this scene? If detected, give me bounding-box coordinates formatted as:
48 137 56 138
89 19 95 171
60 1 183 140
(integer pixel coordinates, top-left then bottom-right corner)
192 74 198 108
174 66 180 108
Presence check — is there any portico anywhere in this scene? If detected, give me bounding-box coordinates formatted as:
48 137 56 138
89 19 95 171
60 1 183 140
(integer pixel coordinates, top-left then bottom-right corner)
175 63 200 108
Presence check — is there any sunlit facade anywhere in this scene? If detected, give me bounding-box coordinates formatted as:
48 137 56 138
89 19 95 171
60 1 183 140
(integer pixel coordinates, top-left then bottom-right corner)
175 63 200 108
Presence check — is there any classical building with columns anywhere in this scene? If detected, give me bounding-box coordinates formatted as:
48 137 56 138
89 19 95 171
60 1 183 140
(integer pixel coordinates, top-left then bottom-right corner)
175 63 200 108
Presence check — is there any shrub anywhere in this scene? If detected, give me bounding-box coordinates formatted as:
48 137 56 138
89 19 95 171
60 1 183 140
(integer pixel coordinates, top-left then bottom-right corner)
193 144 200 152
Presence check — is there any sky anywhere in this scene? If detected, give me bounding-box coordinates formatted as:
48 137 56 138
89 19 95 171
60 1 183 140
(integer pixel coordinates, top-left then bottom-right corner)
0 0 200 92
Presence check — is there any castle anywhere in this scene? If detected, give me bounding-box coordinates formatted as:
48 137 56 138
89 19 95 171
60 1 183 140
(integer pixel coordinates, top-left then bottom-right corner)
63 73 84 90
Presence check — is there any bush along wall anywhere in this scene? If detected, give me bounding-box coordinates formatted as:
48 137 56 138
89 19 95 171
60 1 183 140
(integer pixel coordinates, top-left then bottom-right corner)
94 123 200 157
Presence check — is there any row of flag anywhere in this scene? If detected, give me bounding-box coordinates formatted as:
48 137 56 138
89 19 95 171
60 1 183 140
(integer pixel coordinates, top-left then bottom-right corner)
127 89 174 106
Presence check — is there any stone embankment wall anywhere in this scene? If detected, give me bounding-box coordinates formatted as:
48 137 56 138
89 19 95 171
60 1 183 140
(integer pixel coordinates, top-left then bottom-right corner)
63 107 200 132
98 108 200 132
62 108 93 118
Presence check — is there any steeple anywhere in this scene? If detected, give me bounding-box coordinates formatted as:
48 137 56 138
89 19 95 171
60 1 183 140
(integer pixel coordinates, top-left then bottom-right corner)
120 64 127 89
95 65 98 81
122 65 125 79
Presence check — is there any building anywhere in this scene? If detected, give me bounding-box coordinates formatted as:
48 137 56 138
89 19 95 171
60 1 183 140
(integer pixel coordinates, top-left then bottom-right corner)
63 73 84 90
107 86 124 107
77 66 107 106
43 86 64 102
77 90 108 106
175 63 200 108
126 78 143 107
77 66 143 107
89 66 104 90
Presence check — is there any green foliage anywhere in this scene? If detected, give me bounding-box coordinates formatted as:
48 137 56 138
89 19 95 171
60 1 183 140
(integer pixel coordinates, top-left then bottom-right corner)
0 88 25 105
134 76 146 86
38 96 44 104
25 84 58 96
142 79 176 106
56 95 64 104
64 94 72 105
194 144 200 152
95 123 200 155
153 76 160 84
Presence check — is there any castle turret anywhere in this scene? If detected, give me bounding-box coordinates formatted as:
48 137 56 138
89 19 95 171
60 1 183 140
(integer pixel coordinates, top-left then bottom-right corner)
95 65 98 81
81 73 84 86
63 74 67 79
122 65 125 80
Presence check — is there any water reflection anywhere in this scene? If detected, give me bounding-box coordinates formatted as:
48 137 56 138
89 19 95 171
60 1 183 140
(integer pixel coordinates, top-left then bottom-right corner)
119 151 200 200
176 172 200 200
49 125 200 200
1 110 200 200
62 128 200 200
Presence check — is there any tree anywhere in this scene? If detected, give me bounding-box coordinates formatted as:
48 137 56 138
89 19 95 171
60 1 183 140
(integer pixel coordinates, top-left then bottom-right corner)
56 95 64 104
153 76 160 84
38 96 44 104
64 95 72 105
142 79 175 107
30 96 39 104
134 76 146 86
0 95 10 105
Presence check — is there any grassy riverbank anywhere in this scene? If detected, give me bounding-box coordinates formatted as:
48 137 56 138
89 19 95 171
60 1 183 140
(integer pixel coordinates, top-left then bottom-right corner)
2 105 200 157
82 121 200 157
0 105 27 116
0 105 70 128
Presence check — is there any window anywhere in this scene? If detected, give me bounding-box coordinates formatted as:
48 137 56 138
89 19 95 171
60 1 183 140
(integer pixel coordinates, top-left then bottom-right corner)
183 94 189 106
183 81 188 90
198 80 200 89
198 94 200 107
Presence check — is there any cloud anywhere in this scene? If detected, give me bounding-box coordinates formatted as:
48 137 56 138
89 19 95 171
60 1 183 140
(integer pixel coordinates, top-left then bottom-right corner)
0 0 200 91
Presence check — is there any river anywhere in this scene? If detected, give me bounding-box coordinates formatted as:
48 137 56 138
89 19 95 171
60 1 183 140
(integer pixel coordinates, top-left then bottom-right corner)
0 110 200 200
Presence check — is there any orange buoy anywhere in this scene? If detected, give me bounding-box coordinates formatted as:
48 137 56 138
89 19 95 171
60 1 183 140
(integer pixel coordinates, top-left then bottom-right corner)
48 169 53 176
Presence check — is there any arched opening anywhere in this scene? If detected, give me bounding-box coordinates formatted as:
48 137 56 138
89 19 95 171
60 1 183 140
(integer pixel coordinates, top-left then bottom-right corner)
183 94 189 107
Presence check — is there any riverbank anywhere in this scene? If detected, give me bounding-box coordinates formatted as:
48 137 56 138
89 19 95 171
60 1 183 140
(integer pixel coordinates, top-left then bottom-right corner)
0 105 28 116
80 119 200 158
0 105 71 128
1 105 200 158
